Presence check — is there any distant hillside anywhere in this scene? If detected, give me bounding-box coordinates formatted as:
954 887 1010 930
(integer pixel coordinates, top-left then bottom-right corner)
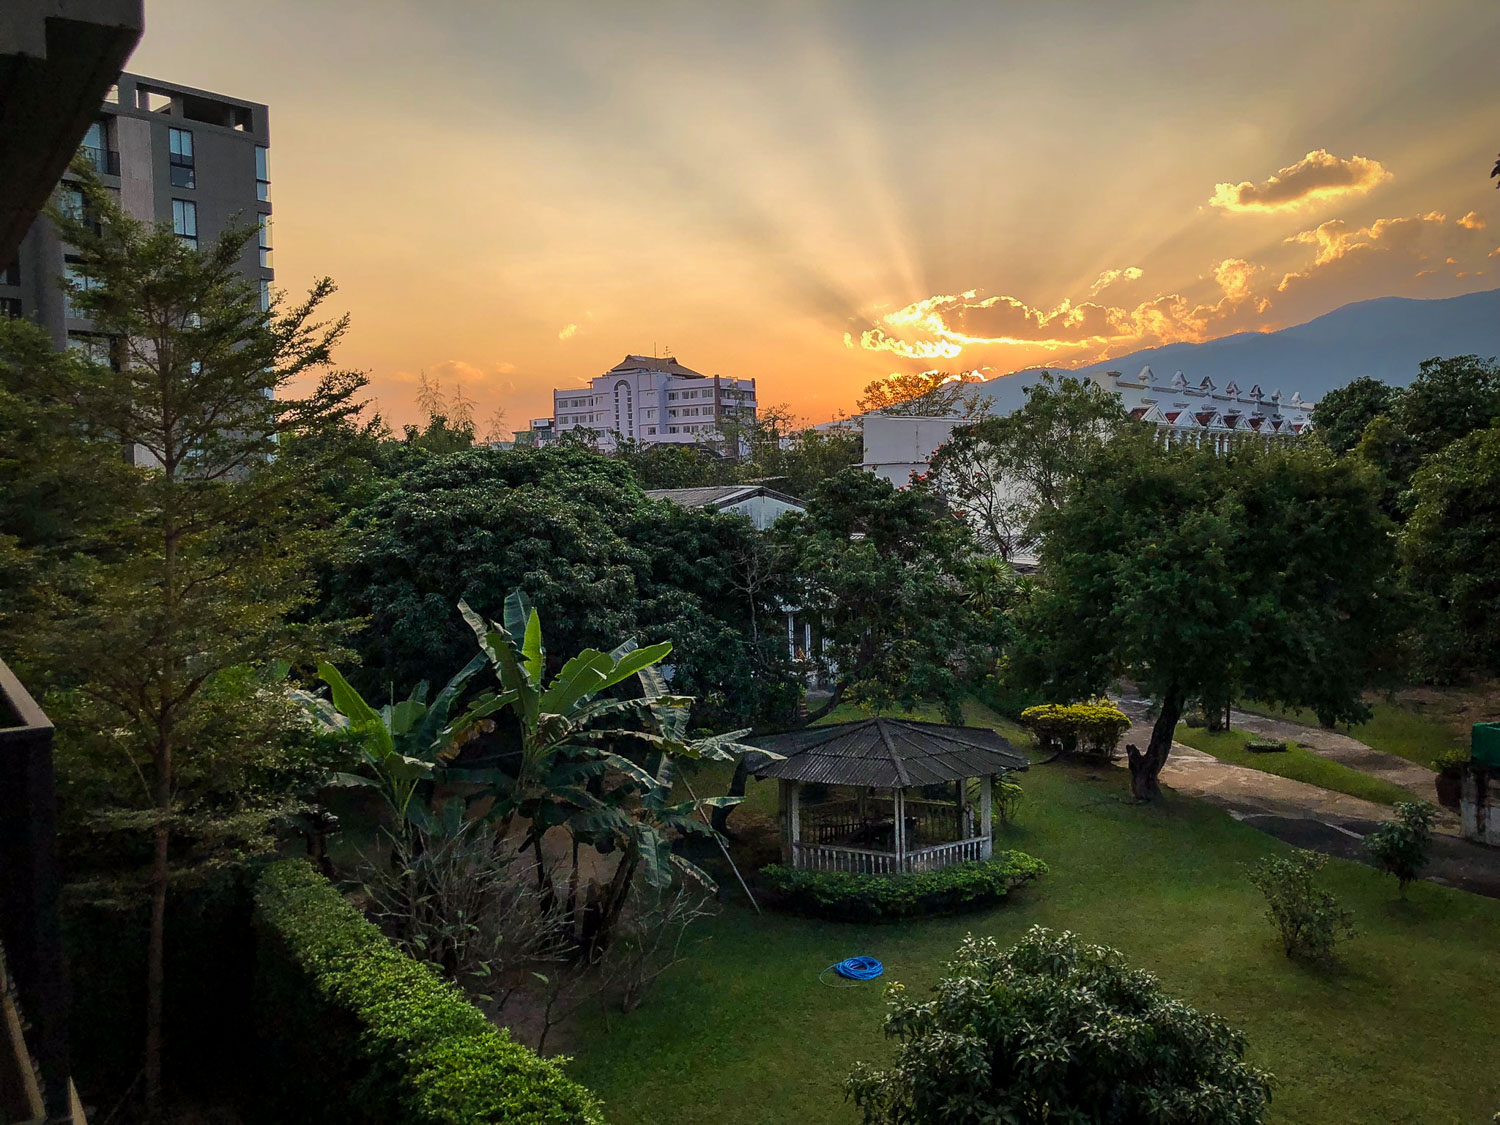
978 287 1500 412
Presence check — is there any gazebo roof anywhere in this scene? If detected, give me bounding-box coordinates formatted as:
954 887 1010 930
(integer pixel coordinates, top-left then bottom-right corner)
750 717 1030 789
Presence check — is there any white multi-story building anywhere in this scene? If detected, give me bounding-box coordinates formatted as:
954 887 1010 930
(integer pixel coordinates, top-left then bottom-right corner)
549 354 757 451
1094 366 1316 450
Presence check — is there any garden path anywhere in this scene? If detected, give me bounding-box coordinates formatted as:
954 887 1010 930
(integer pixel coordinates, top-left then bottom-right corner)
1109 696 1500 898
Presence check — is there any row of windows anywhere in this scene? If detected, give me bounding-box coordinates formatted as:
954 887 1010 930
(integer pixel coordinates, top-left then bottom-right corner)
558 396 595 408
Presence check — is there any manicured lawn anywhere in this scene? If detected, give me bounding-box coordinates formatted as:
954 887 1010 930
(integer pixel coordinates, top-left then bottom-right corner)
1245 699 1468 769
573 707 1500 1125
1175 724 1414 805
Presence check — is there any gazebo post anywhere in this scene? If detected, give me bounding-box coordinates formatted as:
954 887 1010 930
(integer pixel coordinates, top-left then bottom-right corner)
979 774 993 858
789 780 801 866
893 787 906 873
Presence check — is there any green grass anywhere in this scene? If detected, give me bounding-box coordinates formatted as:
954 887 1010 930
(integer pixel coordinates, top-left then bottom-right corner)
1244 700 1466 770
571 704 1500 1125
1175 725 1414 806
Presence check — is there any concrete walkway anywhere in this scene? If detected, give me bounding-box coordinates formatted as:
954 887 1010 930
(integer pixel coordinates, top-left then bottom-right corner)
1111 696 1500 898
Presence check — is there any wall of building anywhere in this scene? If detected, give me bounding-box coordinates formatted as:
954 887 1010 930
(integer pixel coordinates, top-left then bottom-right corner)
550 355 757 450
860 413 965 486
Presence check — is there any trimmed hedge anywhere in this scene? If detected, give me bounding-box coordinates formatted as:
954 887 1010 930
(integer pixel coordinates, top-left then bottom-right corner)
761 853 1047 923
252 859 604 1125
1021 699 1131 760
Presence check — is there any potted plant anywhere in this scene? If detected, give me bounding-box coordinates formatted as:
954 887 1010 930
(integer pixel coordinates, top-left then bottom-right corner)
1432 749 1470 809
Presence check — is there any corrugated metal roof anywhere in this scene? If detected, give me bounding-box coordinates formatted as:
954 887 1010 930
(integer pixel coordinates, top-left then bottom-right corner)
750 718 1030 788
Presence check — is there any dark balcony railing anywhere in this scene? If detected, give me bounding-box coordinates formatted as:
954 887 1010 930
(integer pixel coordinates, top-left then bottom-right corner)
79 144 121 176
0 657 72 1121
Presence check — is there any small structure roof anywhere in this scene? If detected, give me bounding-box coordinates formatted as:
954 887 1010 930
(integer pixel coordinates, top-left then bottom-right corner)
751 717 1029 788
645 484 806 511
608 354 706 379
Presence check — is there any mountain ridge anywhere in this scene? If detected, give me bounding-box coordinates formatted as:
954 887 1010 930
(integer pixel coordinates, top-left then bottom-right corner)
976 287 1500 413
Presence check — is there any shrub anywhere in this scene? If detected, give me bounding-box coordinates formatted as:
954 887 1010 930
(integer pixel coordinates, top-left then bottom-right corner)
847 926 1273 1125
1364 801 1437 897
252 859 604 1125
993 773 1023 827
1432 748 1471 778
1020 699 1130 760
761 853 1046 923
1247 851 1356 961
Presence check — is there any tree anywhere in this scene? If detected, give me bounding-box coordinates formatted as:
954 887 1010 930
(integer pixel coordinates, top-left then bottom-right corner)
857 369 987 417
1313 375 1399 456
1018 433 1395 799
775 468 996 723
928 372 1130 558
1403 423 1500 672
846 926 1273 1125
1364 801 1437 897
0 167 367 1115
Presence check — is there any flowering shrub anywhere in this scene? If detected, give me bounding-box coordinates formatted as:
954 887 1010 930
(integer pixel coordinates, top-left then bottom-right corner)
1020 699 1131 760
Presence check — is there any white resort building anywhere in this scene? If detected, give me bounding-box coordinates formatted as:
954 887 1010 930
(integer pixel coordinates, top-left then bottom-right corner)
547 354 757 451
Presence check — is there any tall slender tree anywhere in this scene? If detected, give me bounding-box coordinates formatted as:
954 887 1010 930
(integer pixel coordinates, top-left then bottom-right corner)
0 166 367 1116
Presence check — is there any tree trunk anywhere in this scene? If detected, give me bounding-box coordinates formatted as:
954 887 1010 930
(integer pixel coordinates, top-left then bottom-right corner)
1127 689 1182 801
144 745 171 1120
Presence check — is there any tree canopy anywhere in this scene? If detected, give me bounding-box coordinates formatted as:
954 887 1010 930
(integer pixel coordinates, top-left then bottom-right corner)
1017 431 1394 798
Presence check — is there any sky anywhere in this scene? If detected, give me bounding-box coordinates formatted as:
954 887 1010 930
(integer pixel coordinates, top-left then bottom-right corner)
129 0 1500 431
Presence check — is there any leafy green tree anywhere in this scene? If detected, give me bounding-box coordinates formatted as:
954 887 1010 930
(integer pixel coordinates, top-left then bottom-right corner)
1248 851 1356 960
776 468 995 723
323 444 800 729
856 370 986 417
928 372 1130 558
1018 433 1394 799
847 926 1272 1125
1403 423 1500 673
1364 801 1437 897
1313 375 1400 456
0 168 366 1114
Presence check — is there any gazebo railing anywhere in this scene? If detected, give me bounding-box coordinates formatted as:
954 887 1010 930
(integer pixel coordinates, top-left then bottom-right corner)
800 797 974 849
791 834 992 875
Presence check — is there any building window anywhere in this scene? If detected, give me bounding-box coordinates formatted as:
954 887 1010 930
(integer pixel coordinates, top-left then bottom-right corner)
67 332 112 366
63 259 99 319
0 261 17 287
667 391 679 401
646 426 657 435
260 279 271 312
258 214 272 267
256 146 270 201
172 199 198 247
80 120 119 175
0 298 21 319
168 128 195 188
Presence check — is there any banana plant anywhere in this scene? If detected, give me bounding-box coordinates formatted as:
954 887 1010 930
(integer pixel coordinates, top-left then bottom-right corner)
291 652 508 834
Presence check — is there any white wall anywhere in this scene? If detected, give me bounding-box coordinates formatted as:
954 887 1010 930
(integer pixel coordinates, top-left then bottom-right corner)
860 414 965 486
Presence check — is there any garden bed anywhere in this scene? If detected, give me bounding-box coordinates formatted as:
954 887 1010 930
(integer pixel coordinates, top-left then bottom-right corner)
760 852 1047 923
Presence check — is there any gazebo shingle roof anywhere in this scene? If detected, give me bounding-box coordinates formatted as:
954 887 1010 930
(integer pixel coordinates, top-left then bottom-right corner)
750 718 1029 789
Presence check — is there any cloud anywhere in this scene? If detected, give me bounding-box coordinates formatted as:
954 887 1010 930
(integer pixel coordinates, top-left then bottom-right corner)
495 360 518 374
558 323 579 341
1087 266 1143 296
1209 149 1392 214
1459 211 1487 230
1277 210 1491 301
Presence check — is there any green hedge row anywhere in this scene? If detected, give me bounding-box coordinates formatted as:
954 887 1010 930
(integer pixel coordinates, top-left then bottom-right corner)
252 859 604 1125
761 853 1047 923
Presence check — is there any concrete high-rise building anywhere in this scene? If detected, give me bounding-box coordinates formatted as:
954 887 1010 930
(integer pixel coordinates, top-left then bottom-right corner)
549 354 757 451
0 71 272 360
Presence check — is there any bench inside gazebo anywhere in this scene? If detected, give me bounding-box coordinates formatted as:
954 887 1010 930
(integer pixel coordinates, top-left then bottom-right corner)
751 717 1030 875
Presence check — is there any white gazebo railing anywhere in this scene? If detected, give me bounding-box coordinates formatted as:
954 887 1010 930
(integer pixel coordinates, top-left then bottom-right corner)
792 835 991 874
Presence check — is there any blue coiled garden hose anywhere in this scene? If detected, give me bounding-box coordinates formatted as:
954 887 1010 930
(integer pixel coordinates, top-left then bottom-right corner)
819 955 884 986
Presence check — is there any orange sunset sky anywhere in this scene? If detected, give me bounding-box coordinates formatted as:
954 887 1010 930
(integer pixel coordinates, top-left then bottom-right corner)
128 1 1500 431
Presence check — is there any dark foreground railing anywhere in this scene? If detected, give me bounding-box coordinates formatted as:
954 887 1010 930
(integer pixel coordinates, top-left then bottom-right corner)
0 656 71 1121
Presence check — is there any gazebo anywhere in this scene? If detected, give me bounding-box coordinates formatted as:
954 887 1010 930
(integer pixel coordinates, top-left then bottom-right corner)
751 718 1030 875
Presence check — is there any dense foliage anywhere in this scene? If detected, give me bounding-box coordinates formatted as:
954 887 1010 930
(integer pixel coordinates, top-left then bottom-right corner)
253 860 604 1125
321 444 799 729
774 468 1004 722
1247 851 1356 960
761 853 1046 922
1020 699 1131 760
928 372 1130 559
1016 432 1395 798
846 926 1273 1124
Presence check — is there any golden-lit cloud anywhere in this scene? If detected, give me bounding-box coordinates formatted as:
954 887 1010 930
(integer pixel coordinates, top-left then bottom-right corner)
1209 149 1392 214
1087 266 1144 296
558 323 580 341
1459 211 1487 230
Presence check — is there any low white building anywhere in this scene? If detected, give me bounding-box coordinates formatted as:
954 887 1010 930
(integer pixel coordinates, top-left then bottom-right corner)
549 354 757 451
644 484 806 531
1093 366 1316 449
861 413 966 487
